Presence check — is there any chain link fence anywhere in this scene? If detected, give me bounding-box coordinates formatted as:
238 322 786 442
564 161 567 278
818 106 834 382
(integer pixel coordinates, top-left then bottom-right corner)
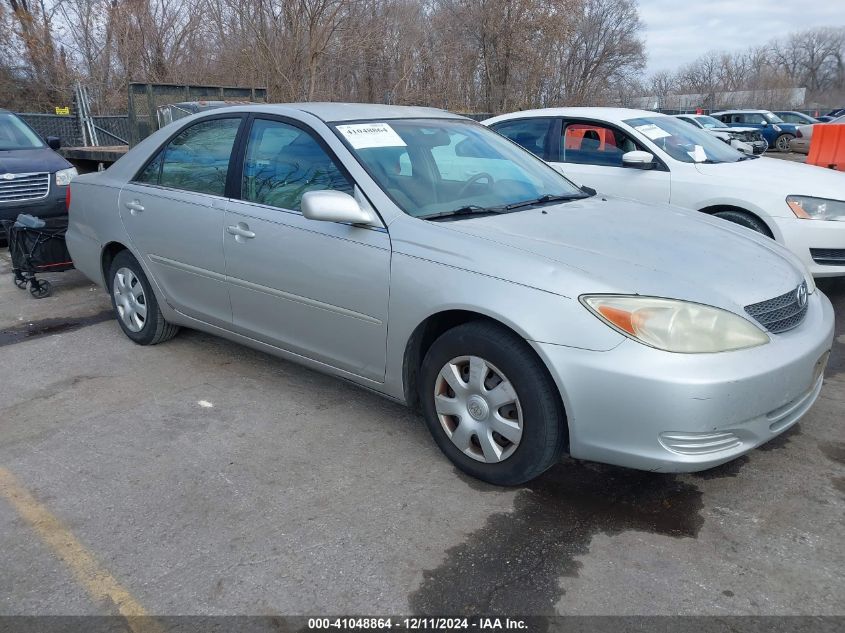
17 113 131 148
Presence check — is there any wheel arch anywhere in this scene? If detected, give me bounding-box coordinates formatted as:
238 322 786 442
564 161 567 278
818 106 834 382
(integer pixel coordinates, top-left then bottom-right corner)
698 204 775 238
402 310 569 443
101 241 129 288
99 241 173 321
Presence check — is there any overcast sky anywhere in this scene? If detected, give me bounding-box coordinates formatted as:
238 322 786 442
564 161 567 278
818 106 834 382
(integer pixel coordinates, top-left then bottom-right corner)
639 0 845 75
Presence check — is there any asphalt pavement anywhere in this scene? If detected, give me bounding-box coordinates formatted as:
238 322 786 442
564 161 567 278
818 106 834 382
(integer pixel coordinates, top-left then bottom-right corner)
0 248 842 618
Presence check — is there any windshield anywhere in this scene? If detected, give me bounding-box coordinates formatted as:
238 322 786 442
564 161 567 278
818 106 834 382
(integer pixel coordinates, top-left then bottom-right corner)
332 118 586 218
0 113 45 150
763 112 785 123
694 116 725 129
624 116 745 164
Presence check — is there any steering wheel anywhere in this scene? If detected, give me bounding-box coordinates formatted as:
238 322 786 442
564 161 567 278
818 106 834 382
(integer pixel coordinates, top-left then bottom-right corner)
457 172 494 198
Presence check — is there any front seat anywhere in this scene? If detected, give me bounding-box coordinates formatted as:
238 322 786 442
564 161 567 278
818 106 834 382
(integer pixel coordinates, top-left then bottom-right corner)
580 130 601 152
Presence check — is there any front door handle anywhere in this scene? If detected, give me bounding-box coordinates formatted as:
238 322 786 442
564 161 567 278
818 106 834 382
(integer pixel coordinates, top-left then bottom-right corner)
226 223 256 240
125 200 145 214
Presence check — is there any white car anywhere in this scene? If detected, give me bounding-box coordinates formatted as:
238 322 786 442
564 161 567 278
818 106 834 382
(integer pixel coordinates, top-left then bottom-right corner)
790 115 845 154
484 108 845 276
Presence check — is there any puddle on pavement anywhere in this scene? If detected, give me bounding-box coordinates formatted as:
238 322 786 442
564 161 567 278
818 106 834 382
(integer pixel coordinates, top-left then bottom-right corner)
757 423 802 452
691 455 750 479
409 459 704 616
0 310 113 348
818 440 845 465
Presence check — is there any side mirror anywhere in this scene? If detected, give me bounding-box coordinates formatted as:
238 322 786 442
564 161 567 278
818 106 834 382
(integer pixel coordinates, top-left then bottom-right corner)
46 136 61 150
760 120 768 127
301 190 378 225
622 150 655 170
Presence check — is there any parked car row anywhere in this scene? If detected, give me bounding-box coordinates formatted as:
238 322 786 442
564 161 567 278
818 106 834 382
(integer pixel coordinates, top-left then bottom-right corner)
673 113 768 154
485 107 845 277
61 103 837 486
789 114 845 154
709 109 800 152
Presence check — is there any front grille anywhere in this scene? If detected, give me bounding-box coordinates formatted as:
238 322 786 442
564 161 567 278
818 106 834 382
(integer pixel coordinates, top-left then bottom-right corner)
0 172 50 203
810 248 845 266
744 283 808 334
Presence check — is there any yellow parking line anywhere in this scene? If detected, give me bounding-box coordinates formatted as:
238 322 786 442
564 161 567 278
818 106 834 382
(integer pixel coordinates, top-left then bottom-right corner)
0 467 163 633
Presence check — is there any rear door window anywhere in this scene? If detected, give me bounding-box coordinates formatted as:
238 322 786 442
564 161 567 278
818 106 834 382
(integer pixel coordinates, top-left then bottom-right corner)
136 118 241 196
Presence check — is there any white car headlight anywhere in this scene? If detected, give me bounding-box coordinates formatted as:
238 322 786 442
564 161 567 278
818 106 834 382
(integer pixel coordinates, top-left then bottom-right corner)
55 167 78 187
581 295 769 353
787 195 845 221
772 124 782 132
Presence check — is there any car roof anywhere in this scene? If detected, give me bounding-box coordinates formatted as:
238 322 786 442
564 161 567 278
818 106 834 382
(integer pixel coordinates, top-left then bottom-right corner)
206 102 465 123
484 107 663 125
711 109 772 115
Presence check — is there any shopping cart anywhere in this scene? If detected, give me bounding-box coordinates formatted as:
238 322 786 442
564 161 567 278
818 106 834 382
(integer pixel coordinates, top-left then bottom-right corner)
1 216 74 298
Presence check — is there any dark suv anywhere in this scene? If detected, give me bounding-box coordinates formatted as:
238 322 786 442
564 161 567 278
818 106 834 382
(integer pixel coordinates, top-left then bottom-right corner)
0 109 76 237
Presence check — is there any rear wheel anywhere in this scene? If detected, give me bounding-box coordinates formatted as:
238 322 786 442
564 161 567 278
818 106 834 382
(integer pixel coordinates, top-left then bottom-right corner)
108 250 179 345
775 133 794 152
419 321 567 486
712 209 772 237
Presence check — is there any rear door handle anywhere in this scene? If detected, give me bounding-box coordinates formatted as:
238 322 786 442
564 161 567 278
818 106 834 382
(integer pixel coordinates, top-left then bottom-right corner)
124 200 144 214
226 223 256 240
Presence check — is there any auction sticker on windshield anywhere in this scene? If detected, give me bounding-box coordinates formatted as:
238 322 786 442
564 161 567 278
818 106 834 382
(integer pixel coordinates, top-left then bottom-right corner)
337 123 407 149
634 123 671 141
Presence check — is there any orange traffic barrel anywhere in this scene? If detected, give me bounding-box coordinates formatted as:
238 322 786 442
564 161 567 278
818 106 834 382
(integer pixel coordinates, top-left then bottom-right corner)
807 123 845 171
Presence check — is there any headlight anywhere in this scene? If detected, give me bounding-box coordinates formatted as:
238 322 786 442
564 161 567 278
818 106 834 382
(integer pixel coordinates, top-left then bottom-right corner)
787 195 845 221
772 125 782 132
581 295 769 353
55 167 77 186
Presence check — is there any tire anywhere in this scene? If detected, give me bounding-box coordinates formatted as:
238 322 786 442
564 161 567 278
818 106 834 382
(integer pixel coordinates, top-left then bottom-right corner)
774 133 794 152
419 321 567 486
108 250 179 345
712 209 772 237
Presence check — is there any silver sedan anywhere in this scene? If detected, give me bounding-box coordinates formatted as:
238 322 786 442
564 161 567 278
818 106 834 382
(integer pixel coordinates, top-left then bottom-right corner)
66 104 834 485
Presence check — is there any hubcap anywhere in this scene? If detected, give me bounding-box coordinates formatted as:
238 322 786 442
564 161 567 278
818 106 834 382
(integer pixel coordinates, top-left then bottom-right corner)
113 267 147 333
433 355 523 463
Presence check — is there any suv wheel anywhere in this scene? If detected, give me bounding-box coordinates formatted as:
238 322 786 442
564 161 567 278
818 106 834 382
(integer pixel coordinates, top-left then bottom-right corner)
419 321 567 485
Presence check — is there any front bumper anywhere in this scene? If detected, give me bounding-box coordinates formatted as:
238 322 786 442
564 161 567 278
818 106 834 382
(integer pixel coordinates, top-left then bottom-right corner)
788 138 810 154
0 183 68 236
750 140 768 154
532 290 834 472
772 215 845 277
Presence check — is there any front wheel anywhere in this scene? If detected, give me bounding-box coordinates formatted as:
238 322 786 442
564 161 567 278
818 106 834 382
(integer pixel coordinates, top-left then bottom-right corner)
108 250 179 345
419 321 567 485
712 210 772 237
775 133 795 152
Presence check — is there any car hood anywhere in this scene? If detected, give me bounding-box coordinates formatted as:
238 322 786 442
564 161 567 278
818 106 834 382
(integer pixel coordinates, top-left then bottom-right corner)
693 156 845 199
433 196 804 312
717 126 759 134
0 147 71 175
